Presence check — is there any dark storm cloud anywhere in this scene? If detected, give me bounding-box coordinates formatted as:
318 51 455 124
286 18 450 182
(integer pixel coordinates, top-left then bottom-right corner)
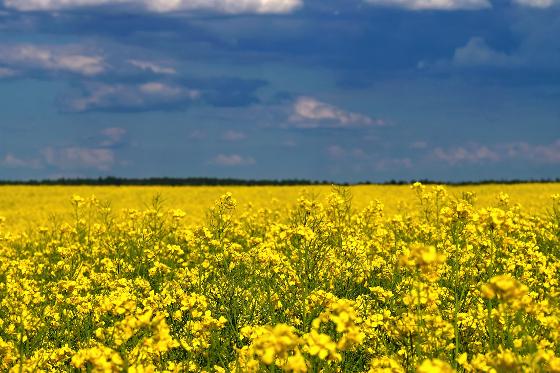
1 0 559 181
1 0 557 83
0 39 268 112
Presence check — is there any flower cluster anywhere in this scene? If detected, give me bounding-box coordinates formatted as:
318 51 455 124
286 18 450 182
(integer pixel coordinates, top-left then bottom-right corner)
0 183 559 372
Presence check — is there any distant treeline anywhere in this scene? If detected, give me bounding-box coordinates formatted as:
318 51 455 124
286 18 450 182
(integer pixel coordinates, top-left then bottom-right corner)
0 177 558 186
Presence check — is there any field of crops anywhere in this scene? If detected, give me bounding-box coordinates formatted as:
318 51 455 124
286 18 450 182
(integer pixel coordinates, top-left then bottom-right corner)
1 183 560 372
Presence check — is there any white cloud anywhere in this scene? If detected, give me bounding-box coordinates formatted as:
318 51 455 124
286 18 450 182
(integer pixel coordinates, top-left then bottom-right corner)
364 0 491 10
0 67 16 78
289 96 384 129
64 82 200 112
433 144 500 164
128 59 176 75
0 44 105 76
100 127 127 147
1 154 41 169
327 145 346 159
419 37 524 70
433 140 560 165
149 0 302 13
281 139 297 147
139 82 184 96
513 0 559 7
453 37 518 67
502 140 560 163
42 146 116 171
325 144 412 171
211 154 256 166
189 130 207 140
2 145 122 171
57 55 105 75
375 157 413 170
4 0 302 14
222 130 247 141
410 141 428 150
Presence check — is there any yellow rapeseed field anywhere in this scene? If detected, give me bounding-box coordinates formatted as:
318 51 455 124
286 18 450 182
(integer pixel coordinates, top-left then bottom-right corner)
0 183 559 372
0 183 557 230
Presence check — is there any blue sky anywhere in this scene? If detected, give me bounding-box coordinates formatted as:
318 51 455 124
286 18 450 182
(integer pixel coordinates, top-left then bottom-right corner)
0 0 558 182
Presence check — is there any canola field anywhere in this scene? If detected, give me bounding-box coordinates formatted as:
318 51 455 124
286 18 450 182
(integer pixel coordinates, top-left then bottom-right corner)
0 183 559 372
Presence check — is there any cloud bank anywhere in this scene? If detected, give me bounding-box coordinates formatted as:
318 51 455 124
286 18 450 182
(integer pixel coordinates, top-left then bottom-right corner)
433 140 560 165
42 146 116 171
61 81 201 112
2 0 302 13
513 0 559 7
363 0 491 10
363 0 559 9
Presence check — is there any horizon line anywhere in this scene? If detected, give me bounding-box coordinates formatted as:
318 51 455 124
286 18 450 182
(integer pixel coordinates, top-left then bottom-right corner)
0 176 559 186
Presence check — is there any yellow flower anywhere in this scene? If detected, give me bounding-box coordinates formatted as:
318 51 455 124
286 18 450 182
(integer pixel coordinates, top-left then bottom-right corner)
416 358 455 373
303 330 341 362
285 352 307 372
480 275 529 303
